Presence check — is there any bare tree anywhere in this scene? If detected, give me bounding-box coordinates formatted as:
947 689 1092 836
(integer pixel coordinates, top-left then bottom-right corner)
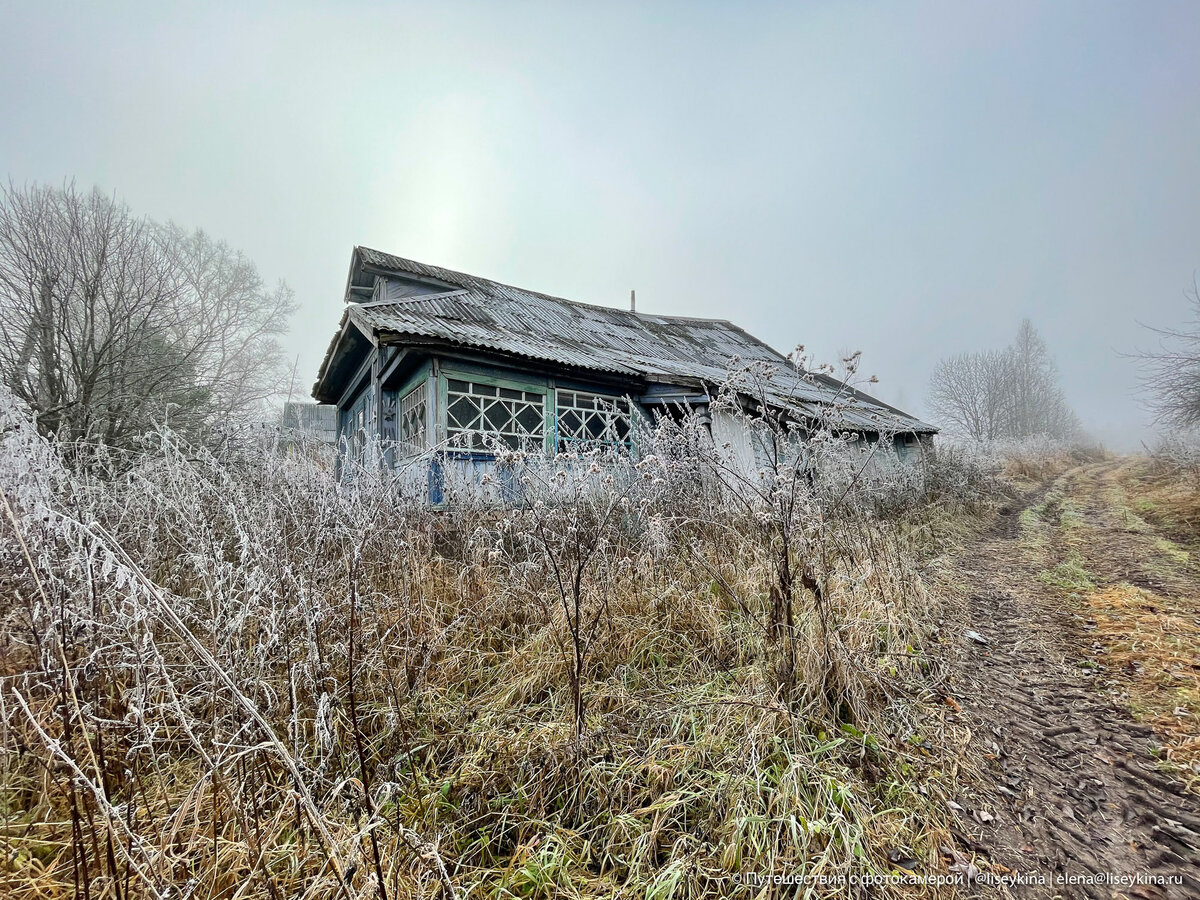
927 319 1080 442
0 182 295 447
927 349 1012 441
1008 318 1079 440
161 223 296 429
1138 279 1200 429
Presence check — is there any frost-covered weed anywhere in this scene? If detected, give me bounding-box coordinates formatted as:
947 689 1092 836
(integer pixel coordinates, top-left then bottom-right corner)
0 383 991 899
1147 431 1200 475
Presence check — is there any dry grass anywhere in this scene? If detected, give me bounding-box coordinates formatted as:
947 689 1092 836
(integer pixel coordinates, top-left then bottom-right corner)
1001 442 1105 487
1032 458 1200 793
1084 583 1200 782
1131 466 1200 545
0 401 1007 899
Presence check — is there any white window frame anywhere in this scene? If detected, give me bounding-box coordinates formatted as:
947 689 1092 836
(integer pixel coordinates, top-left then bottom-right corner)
554 389 633 452
396 381 428 457
444 376 546 452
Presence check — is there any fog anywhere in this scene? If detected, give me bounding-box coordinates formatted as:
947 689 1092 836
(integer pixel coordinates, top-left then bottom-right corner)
3 1 1198 448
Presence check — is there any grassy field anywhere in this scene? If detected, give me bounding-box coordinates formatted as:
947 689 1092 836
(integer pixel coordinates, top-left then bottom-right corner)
2 416 1196 898
0 410 1009 900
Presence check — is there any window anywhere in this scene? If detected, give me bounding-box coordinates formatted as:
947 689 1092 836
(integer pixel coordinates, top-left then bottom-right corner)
397 381 428 456
555 390 632 452
342 389 371 464
445 377 545 451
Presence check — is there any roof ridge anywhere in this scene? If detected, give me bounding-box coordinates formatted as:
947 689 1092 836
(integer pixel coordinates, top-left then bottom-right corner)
356 245 620 312
356 288 469 309
356 245 758 329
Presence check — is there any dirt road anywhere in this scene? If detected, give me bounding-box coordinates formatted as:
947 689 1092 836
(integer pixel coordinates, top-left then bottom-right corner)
942 460 1200 899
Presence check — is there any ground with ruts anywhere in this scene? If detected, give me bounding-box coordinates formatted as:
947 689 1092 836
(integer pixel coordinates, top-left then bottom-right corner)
937 459 1200 898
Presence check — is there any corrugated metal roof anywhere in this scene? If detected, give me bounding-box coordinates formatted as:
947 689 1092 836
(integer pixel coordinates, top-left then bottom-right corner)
318 247 937 434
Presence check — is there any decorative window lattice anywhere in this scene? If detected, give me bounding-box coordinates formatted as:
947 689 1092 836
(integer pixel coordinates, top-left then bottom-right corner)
397 381 427 456
555 390 632 451
445 378 545 451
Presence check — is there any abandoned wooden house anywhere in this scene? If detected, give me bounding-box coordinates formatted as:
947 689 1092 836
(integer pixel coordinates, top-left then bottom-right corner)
312 247 935 501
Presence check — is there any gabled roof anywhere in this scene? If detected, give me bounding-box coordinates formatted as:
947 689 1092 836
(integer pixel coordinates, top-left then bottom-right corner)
314 247 937 434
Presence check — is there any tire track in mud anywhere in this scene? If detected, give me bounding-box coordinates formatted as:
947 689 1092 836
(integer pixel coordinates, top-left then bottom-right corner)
944 465 1200 899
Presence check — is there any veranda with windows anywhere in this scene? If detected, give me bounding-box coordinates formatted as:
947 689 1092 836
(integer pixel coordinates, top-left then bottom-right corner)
336 352 641 502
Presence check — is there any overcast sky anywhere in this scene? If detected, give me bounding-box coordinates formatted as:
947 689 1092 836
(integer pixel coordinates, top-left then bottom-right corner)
3 1 1198 447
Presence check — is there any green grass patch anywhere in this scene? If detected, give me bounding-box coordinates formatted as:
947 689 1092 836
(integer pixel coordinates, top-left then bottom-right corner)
1057 500 1086 532
1018 507 1051 557
1153 538 1191 565
1134 498 1159 516
1038 554 1096 594
1030 489 1062 522
1115 506 1154 534
1018 507 1042 540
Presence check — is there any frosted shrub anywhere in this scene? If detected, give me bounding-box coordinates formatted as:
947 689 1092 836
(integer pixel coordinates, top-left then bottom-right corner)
0 391 458 896
0 380 981 899
626 363 952 717
1148 431 1200 475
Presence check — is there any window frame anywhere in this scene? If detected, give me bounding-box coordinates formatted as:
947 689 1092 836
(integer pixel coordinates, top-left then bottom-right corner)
438 370 550 455
395 380 429 458
553 388 635 454
340 387 372 465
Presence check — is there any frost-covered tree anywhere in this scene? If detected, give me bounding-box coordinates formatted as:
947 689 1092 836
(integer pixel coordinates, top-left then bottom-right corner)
1007 319 1080 440
1138 280 1200 429
0 181 295 446
927 349 1012 441
927 319 1080 442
